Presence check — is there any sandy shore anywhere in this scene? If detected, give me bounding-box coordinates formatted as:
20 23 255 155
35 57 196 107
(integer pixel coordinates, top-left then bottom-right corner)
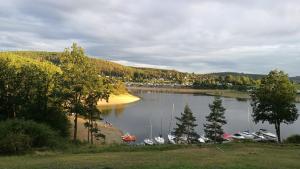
69 116 123 144
97 93 140 106
68 93 140 144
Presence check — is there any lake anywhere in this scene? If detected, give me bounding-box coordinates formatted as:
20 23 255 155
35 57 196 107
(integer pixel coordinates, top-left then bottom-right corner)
100 89 300 143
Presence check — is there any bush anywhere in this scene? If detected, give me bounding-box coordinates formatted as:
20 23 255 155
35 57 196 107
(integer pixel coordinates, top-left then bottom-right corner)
284 135 300 144
0 119 65 154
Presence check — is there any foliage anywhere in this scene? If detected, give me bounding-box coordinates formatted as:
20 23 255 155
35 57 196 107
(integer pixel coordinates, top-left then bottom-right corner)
173 105 199 143
58 43 110 142
204 96 227 143
284 134 300 144
0 53 69 136
0 119 64 154
251 70 298 142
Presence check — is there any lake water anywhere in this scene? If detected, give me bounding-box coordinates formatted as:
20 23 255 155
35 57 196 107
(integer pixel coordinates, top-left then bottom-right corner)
100 90 300 142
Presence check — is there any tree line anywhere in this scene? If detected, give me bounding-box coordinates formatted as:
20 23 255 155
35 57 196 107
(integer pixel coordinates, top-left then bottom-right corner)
0 44 112 148
173 70 298 143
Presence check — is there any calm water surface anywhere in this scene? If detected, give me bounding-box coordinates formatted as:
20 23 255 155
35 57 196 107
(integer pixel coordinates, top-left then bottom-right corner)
100 90 300 142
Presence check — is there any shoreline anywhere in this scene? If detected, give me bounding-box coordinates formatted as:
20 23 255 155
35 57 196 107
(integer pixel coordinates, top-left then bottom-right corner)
68 116 123 144
127 86 250 98
128 86 300 102
97 93 140 106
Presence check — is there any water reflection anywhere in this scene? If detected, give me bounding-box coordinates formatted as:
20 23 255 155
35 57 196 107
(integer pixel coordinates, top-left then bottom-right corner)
101 90 300 142
98 103 130 118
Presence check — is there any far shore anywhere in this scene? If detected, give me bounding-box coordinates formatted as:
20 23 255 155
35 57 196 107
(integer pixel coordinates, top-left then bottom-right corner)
97 93 140 106
128 86 250 98
128 86 300 102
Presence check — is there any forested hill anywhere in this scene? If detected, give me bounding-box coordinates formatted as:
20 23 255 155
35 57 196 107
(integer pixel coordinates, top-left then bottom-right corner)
210 72 300 83
2 51 299 85
209 72 265 80
3 51 187 82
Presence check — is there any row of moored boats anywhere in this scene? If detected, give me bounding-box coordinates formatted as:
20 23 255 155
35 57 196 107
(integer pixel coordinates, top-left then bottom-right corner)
121 129 278 145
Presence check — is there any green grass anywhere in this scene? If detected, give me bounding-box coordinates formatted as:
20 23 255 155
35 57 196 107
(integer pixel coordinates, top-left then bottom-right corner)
1 143 300 169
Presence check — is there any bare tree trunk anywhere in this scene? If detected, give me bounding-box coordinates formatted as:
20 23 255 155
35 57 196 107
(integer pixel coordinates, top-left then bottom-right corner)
73 112 78 141
90 123 93 145
87 119 90 143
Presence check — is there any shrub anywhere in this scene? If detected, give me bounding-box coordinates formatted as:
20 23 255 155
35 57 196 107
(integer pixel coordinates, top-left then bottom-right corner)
284 135 300 144
0 119 65 154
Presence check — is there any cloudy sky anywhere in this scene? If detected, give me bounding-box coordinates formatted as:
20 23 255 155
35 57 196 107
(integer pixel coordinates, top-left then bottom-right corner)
1 0 300 75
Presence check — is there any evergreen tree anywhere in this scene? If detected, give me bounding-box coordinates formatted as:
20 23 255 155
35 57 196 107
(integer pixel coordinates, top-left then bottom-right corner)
173 105 199 143
204 96 227 143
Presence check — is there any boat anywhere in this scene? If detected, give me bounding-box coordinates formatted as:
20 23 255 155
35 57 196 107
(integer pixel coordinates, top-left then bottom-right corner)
231 133 246 140
167 104 176 144
239 131 255 140
144 138 154 145
154 119 165 144
200 135 210 142
198 137 205 143
258 129 277 141
144 119 154 145
121 133 136 142
222 133 233 141
251 132 267 142
168 134 176 144
154 135 165 144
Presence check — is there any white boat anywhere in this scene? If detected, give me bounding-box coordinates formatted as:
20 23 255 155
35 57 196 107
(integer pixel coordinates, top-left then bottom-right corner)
168 134 176 144
154 119 165 144
144 119 154 145
198 137 205 143
200 135 210 142
154 136 165 144
259 129 277 141
239 131 255 140
251 132 267 142
231 133 246 140
144 138 154 145
167 104 176 144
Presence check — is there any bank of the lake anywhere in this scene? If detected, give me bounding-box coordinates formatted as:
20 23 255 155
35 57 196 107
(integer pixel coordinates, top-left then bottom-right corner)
1 143 300 169
98 93 140 106
68 116 124 144
128 86 300 102
68 93 140 144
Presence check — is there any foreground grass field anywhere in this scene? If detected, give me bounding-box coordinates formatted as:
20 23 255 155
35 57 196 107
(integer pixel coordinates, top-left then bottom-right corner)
1 143 300 169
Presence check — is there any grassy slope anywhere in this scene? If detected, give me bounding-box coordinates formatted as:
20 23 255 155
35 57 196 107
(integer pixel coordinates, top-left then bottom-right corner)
0 143 300 169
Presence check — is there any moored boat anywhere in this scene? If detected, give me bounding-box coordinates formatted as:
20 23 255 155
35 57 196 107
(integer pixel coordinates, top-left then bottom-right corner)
121 133 136 142
154 135 165 144
168 134 176 144
144 138 154 145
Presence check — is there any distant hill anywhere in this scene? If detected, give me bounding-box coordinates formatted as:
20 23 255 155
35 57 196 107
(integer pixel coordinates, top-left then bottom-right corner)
208 72 265 80
2 51 299 83
290 76 300 83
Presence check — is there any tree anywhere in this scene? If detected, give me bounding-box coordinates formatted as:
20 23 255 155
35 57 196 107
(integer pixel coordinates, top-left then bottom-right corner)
173 105 199 143
251 70 298 143
0 53 69 137
59 43 111 142
59 43 93 141
83 70 110 144
204 96 227 143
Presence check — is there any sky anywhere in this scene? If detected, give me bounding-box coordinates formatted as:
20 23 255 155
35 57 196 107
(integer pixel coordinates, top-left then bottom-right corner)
1 0 300 76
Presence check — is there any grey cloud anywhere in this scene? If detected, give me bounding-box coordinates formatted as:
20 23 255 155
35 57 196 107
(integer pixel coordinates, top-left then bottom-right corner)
0 0 300 75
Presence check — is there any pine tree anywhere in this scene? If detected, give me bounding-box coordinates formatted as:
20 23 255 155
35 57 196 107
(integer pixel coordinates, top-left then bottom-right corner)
204 96 227 143
173 105 199 143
